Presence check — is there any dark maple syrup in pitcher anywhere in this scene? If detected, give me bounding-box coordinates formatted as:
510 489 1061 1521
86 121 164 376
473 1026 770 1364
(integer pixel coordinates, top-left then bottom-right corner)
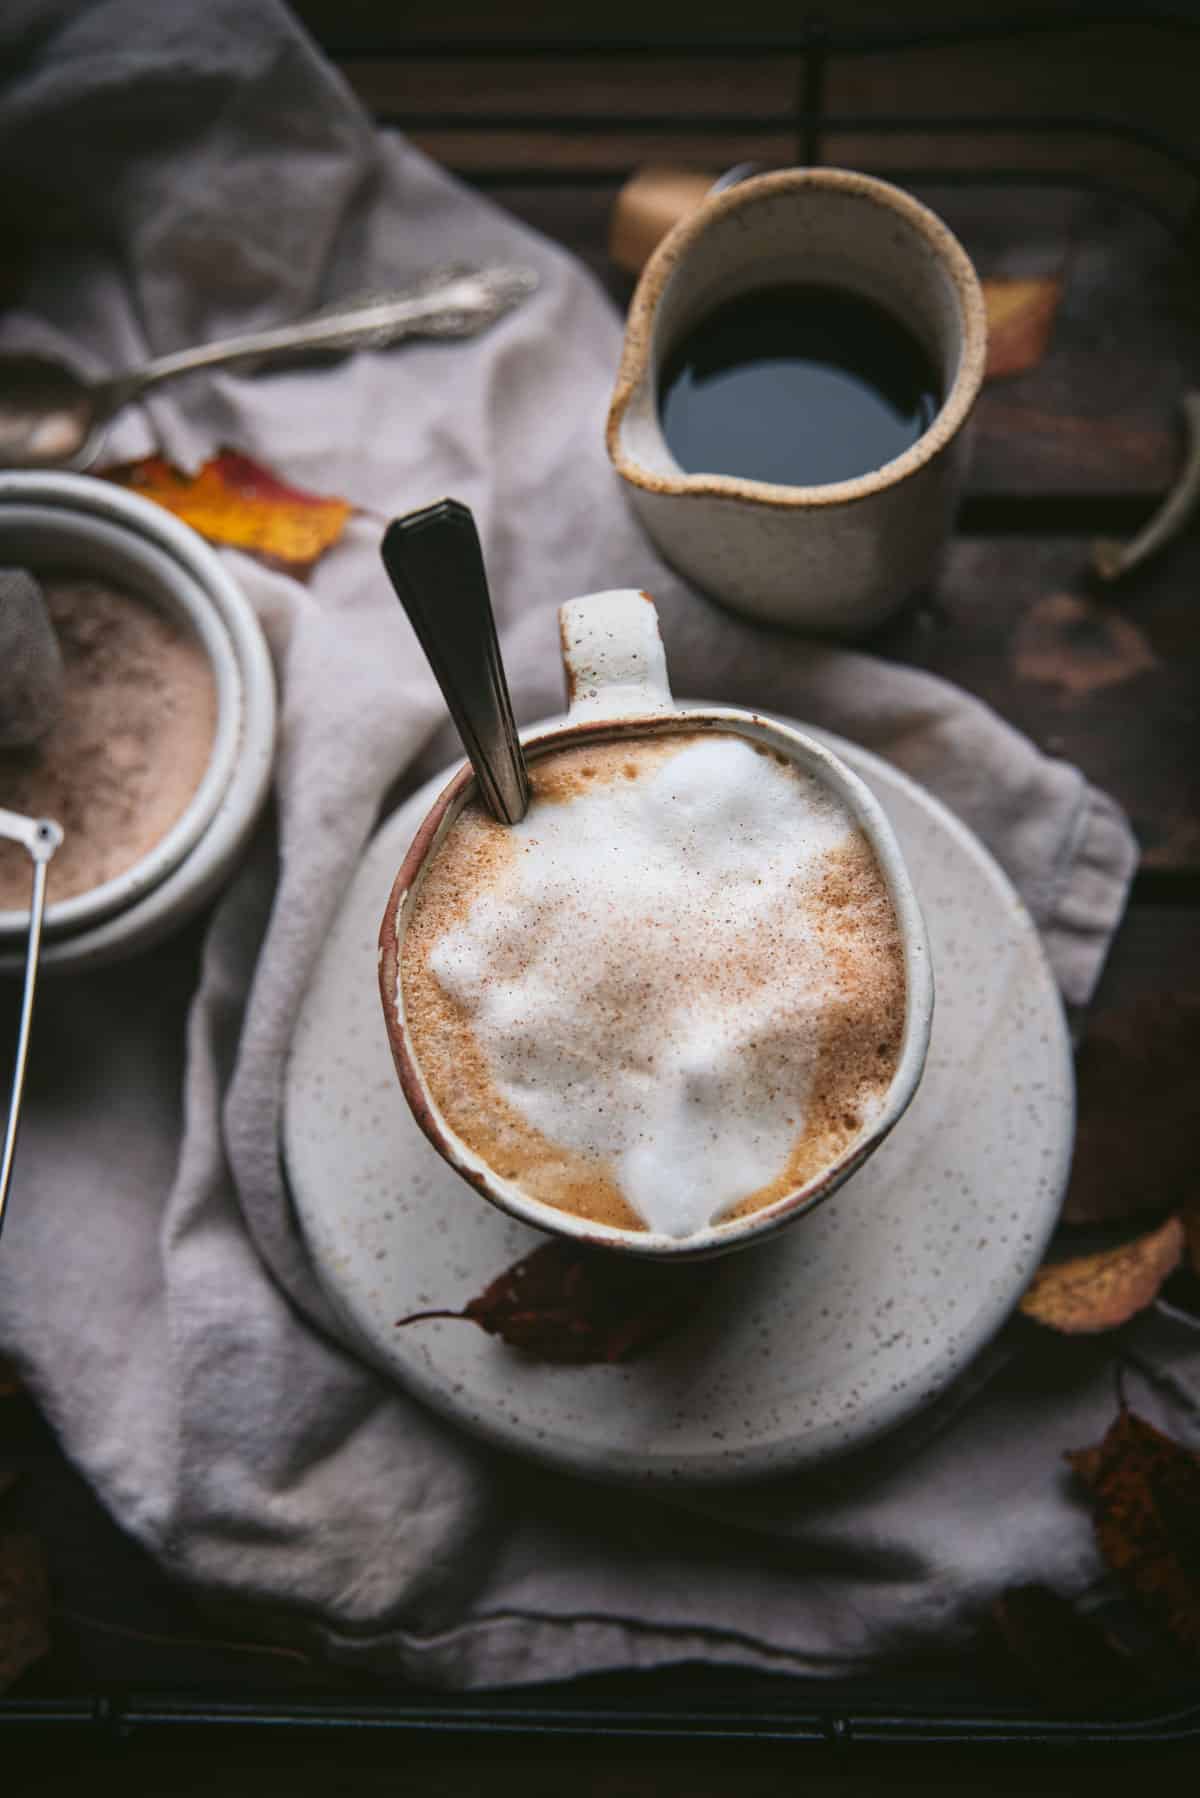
659 283 942 487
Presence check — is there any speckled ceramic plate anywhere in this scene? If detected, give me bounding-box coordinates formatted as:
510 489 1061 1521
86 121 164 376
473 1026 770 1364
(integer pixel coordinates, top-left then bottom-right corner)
283 720 1073 1485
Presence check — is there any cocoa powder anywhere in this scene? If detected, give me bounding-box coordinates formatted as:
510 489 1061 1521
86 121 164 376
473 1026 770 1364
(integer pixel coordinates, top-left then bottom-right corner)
0 576 217 911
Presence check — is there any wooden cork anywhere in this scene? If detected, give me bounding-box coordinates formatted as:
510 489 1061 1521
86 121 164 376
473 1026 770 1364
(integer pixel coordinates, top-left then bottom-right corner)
608 166 718 276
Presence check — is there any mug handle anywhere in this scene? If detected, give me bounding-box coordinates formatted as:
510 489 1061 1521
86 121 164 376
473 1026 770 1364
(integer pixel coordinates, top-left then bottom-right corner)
559 589 675 722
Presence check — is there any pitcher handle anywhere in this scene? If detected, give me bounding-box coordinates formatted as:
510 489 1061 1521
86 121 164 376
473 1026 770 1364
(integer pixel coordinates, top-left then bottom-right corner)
559 589 675 722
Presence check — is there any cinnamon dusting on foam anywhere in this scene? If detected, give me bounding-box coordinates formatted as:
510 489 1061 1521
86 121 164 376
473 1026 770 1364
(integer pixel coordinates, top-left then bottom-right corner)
400 734 903 1237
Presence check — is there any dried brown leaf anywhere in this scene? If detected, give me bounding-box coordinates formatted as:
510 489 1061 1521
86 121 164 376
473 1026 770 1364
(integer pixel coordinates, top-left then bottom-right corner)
1068 1442 1106 1490
1013 591 1158 702
1067 1407 1200 1658
983 276 1063 380
1019 1216 1184 1333
0 1529 50 1692
397 1239 718 1365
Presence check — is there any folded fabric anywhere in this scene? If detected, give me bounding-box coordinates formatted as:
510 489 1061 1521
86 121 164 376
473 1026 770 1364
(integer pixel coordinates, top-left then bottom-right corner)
3 0 1183 1694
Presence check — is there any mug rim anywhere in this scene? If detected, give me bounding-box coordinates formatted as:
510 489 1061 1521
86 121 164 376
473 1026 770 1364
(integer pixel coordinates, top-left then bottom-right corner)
378 705 934 1262
605 165 989 512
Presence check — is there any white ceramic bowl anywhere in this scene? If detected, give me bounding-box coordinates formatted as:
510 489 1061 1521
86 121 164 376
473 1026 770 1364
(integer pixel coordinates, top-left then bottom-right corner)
0 472 276 972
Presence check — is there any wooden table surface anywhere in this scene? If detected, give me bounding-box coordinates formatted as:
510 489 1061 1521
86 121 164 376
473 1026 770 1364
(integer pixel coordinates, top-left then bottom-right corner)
3 10 1199 1789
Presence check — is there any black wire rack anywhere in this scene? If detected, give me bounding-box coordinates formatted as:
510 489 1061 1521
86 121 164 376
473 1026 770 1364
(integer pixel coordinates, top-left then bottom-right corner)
322 10 1200 236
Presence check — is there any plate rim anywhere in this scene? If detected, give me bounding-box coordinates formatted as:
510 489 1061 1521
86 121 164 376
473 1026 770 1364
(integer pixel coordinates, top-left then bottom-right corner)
283 714 1074 1485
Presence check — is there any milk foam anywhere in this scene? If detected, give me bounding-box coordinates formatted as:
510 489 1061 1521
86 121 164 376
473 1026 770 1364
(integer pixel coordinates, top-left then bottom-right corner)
416 735 896 1237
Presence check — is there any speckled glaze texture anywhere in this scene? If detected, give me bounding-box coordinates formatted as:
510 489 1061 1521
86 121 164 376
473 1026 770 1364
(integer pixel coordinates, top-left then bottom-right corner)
0 471 276 973
376 590 933 1261
284 718 1073 1485
606 169 988 635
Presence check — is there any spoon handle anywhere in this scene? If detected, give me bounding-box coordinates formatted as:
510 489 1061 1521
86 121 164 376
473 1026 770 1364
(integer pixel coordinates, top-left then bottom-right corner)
100 265 539 411
381 500 531 826
0 810 62 1240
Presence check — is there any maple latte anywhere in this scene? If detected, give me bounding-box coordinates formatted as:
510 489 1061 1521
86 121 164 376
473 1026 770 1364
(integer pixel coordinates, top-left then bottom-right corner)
395 730 906 1239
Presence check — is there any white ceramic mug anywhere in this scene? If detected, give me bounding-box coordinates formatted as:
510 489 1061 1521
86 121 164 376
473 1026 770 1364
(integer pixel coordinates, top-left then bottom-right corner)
607 169 988 636
379 589 933 1260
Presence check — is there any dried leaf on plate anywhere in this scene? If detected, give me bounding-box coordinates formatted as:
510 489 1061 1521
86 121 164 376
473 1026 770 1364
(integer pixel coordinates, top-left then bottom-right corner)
105 450 351 574
1019 1216 1184 1333
1068 1407 1200 1658
0 1529 50 1692
983 277 1063 380
396 1238 717 1365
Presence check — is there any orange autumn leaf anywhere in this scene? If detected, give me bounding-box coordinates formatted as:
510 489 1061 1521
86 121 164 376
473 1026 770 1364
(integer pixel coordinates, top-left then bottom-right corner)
983 277 1063 381
1068 1407 1200 1659
107 450 351 575
1019 1215 1184 1333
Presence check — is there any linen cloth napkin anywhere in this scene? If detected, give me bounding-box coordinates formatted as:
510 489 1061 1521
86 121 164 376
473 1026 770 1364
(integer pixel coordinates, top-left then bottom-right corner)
2 0 1194 1690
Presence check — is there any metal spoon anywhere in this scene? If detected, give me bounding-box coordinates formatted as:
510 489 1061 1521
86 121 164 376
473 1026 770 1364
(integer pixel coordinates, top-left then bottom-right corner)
0 806 62 1239
0 263 539 472
380 498 530 825
1092 389 1200 582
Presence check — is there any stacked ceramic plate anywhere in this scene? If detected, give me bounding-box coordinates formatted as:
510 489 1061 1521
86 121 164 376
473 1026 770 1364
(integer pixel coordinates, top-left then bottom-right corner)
0 471 276 972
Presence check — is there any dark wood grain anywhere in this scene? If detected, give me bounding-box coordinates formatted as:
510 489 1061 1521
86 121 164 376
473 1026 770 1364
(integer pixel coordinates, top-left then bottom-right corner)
339 54 796 118
1064 905 1200 1224
871 531 1200 874
325 18 1200 227
502 177 1196 501
325 23 1200 505
950 187 1198 501
491 176 1200 871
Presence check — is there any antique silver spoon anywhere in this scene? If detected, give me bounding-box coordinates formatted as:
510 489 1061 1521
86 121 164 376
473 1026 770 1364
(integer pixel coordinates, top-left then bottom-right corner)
381 498 530 826
0 263 539 472
1092 389 1200 582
